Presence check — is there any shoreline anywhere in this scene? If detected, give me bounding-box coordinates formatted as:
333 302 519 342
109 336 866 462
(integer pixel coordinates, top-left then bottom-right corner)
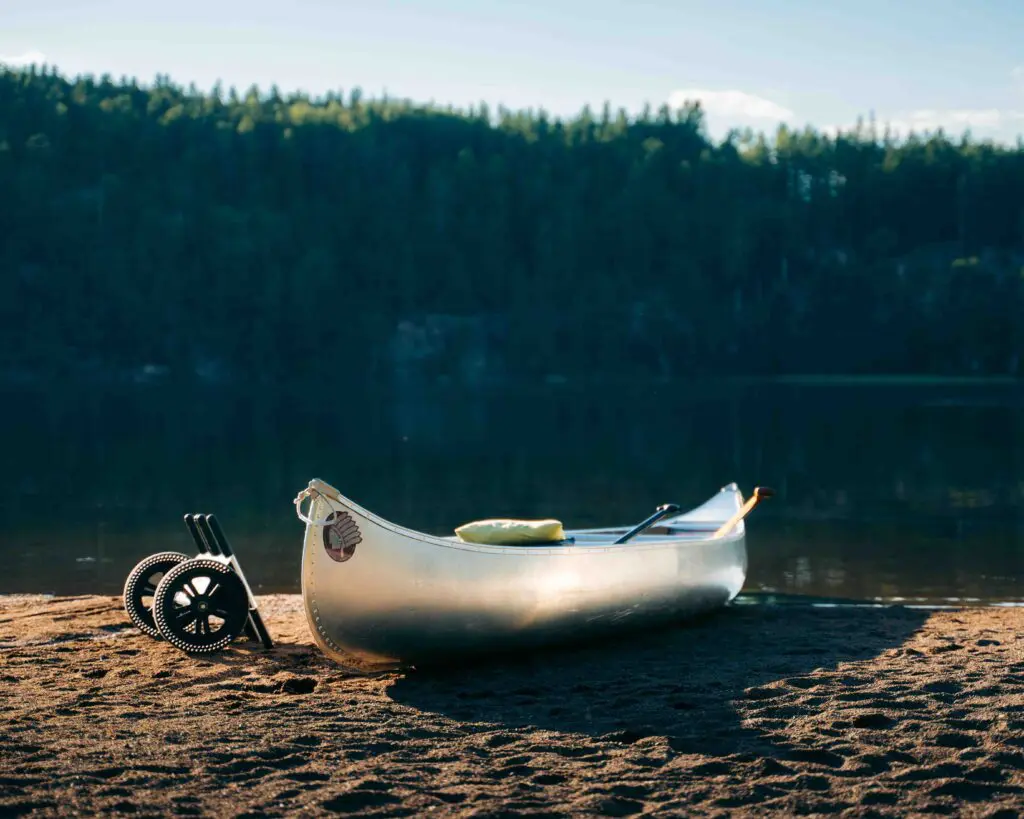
2 595 1022 816
5 591 1024 608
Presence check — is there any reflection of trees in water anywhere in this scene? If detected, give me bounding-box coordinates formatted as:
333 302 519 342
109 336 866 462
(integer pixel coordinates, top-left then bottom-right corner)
750 517 1022 604
0 382 1021 599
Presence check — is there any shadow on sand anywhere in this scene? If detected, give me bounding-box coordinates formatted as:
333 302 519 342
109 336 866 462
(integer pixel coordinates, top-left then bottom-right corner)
386 602 931 759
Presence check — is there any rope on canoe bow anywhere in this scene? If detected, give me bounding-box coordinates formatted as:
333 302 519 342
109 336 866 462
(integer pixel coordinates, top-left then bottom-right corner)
293 487 337 526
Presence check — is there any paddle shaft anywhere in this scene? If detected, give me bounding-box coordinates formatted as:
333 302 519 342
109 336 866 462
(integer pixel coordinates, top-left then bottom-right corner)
613 503 681 544
713 487 775 538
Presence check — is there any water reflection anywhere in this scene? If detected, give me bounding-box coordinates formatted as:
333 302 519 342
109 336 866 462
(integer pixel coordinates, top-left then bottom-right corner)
0 380 1021 602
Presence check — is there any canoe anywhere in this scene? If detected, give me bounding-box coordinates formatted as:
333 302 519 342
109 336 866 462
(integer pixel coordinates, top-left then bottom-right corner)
293 478 761 671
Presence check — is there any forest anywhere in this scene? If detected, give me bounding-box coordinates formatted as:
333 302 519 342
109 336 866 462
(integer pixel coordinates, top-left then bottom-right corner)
1 64 1022 385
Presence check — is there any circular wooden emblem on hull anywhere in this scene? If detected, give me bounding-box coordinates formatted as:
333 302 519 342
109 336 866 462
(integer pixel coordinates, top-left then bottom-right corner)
323 510 362 562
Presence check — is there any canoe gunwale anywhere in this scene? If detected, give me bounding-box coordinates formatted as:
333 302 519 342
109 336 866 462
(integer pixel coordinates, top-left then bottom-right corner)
297 478 746 556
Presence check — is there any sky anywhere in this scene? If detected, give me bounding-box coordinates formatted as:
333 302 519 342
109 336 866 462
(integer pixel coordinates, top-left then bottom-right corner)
2 0 1023 143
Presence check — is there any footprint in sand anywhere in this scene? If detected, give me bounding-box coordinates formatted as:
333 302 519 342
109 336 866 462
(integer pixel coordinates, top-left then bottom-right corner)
851 713 898 729
933 732 979 749
930 780 1023 802
321 788 400 814
786 748 847 768
861 790 899 805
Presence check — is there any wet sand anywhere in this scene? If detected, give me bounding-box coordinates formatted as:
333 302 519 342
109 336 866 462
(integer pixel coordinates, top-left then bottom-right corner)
1 595 1022 817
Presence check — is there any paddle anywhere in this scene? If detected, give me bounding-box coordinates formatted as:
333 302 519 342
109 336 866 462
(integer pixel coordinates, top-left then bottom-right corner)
712 486 775 538
613 503 682 544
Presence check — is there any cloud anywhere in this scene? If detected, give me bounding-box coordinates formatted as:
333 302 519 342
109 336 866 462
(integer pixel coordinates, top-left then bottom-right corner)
859 67 1024 137
822 108 1024 140
667 88 794 122
907 108 1006 130
887 108 1023 135
0 50 47 67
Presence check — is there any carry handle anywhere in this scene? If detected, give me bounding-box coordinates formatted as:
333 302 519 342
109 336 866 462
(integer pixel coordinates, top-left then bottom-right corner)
294 485 337 526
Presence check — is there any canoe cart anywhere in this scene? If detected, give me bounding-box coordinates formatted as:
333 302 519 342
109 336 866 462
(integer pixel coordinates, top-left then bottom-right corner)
293 478 773 671
122 513 273 654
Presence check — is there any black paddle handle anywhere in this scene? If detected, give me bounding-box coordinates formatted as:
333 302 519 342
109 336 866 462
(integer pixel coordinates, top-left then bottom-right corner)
613 503 681 545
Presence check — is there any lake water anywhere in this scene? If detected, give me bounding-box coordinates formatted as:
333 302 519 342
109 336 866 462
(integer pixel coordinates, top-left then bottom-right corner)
1 379 1021 605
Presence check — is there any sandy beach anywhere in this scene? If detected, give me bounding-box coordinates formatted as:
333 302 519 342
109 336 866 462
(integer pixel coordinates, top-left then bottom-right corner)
1 595 1021 817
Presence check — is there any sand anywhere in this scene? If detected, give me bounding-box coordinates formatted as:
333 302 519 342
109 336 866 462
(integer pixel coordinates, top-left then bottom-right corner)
1 595 1022 818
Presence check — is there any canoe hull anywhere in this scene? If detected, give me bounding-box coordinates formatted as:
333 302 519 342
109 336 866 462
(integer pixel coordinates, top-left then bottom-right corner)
299 484 748 671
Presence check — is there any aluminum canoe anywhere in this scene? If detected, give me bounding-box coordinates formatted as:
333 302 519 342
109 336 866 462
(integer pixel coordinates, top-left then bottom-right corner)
294 478 750 671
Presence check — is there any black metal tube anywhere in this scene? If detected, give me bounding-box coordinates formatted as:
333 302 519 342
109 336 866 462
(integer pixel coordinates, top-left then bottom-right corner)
195 515 223 556
612 503 681 545
205 515 234 558
183 514 213 555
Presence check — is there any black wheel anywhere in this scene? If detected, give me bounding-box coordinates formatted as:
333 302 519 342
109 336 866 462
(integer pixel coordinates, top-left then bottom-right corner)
123 551 191 639
152 558 249 654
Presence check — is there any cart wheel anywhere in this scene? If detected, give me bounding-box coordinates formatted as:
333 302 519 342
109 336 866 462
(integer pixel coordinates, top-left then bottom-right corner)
123 551 192 639
152 558 249 654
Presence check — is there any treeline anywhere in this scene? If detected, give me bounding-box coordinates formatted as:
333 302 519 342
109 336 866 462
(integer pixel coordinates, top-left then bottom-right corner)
1 64 1022 383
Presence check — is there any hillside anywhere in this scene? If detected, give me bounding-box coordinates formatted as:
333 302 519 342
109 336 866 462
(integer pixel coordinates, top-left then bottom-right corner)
2 66 1022 383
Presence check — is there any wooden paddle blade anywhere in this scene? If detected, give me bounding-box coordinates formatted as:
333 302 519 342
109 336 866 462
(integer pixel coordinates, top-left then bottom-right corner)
713 486 775 538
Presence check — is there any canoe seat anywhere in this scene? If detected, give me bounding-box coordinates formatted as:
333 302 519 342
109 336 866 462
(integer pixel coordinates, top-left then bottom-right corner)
455 517 567 546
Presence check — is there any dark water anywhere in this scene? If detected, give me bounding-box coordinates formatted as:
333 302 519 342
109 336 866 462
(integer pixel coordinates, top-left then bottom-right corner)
1 379 1021 605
